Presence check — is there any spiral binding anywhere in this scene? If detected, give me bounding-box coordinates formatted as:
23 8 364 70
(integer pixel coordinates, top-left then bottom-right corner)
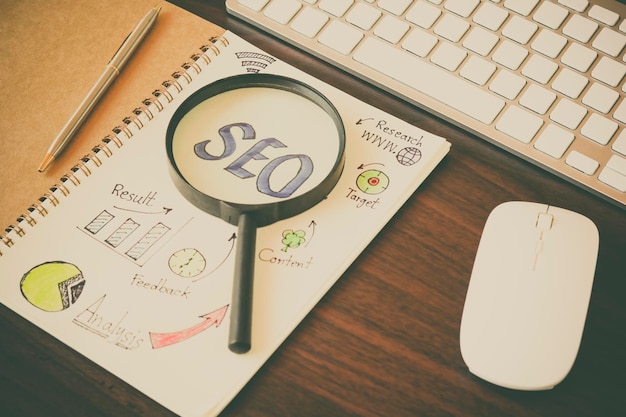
0 35 230 256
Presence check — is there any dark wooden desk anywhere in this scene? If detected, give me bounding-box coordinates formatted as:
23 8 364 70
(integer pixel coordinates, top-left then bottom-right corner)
1 1 624 416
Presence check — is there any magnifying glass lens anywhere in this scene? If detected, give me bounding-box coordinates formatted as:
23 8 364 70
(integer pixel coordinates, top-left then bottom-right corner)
172 86 340 205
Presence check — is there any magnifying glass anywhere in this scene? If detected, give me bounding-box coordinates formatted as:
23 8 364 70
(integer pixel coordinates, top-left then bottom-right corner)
166 74 345 353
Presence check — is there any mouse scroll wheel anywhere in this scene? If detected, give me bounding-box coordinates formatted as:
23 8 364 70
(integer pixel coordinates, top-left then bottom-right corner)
536 212 554 232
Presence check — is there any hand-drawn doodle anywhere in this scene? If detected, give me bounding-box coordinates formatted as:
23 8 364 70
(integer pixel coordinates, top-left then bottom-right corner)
281 229 306 252
357 169 390 195
192 233 236 282
85 210 114 234
396 146 422 166
72 294 144 350
106 218 140 247
235 51 276 73
20 261 85 312
305 220 316 247
193 122 315 199
82 209 175 265
126 222 171 260
149 304 229 349
113 205 173 215
168 248 207 278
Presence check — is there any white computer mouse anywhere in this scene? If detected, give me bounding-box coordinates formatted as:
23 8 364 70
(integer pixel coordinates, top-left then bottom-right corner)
459 201 599 391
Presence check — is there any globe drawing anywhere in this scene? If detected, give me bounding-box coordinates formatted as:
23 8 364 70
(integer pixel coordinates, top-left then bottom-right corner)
396 147 422 166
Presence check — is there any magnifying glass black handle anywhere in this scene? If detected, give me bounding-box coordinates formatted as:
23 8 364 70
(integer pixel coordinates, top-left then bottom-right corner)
229 212 256 354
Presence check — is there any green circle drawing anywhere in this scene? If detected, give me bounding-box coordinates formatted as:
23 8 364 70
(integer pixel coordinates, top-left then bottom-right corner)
357 169 390 194
20 261 86 312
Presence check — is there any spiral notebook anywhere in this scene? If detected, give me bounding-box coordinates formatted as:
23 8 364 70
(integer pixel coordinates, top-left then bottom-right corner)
0 7 450 417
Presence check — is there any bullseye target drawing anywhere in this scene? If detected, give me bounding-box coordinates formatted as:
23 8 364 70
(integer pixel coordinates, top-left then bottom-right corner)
357 169 389 195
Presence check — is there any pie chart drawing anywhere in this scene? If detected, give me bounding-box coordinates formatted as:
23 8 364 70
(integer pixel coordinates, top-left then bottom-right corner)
20 261 86 312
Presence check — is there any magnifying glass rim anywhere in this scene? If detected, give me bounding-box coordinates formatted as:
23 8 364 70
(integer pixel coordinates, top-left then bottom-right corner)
165 73 346 227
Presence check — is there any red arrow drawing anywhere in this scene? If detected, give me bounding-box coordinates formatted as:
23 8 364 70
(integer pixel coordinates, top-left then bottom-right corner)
149 304 229 349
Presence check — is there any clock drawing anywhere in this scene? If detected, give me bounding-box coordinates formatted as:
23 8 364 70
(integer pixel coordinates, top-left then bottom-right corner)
168 248 206 278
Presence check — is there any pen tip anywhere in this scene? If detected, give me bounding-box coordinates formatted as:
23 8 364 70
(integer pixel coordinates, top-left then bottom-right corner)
38 154 54 172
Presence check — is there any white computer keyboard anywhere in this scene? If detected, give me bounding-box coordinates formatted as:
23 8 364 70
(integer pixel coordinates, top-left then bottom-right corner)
226 0 626 209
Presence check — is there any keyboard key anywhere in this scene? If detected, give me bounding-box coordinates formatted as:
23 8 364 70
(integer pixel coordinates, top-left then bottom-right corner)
318 20 363 55
534 124 575 158
402 29 438 57
460 55 496 85
406 1 442 29
492 39 529 70
591 56 626 87
463 26 499 56
520 84 556 114
531 29 567 58
473 2 509 31
502 15 538 44
238 0 270 12
614 99 626 123
522 54 558 84
562 14 598 43
550 98 587 129
504 0 540 16
612 130 626 156
607 155 626 177
592 28 626 57
374 15 410 44
318 0 353 17
264 0 301 24
434 13 470 42
581 113 618 145
431 42 467 71
489 69 526 100
346 3 381 31
533 1 569 30
291 7 329 38
444 0 480 18
588 5 619 26
496 105 544 143
582 82 620 113
552 67 588 99
599 155 626 191
557 0 589 13
378 0 413 16
353 37 504 124
561 43 597 72
566 151 599 174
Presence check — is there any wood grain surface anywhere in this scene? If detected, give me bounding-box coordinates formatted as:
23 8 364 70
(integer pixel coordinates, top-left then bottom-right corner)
1 1 624 416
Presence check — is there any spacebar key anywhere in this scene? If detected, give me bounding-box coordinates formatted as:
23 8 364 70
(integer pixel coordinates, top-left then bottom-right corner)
353 38 504 125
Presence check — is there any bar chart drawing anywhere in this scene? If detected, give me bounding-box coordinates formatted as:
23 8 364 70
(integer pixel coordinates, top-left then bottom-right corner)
81 209 178 265
126 222 171 260
85 210 115 235
105 218 140 248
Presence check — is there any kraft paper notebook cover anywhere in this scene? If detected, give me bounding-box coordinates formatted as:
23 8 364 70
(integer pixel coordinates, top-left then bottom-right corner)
0 0 223 230
0 3 450 417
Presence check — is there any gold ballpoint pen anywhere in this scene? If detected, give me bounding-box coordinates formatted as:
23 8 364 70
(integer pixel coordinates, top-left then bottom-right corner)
38 5 161 172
